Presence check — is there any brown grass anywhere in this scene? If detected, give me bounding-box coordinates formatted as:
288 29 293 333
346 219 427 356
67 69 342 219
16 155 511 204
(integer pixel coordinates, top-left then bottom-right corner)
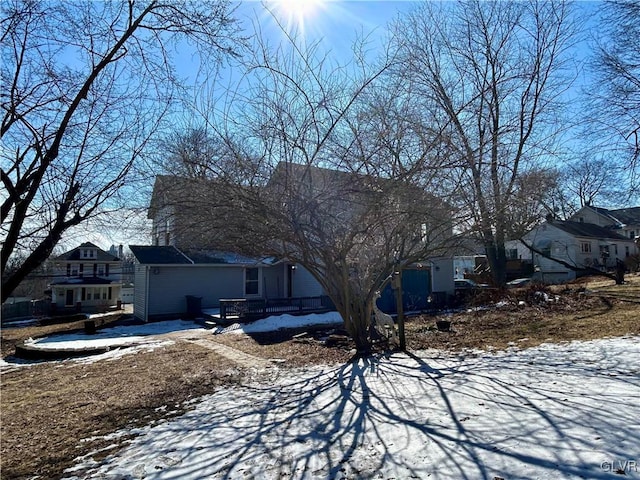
1 343 240 480
1 275 639 479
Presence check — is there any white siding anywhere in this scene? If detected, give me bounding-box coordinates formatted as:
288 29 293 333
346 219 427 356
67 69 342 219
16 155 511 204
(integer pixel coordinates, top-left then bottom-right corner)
292 265 324 297
569 207 609 226
521 224 578 279
430 257 455 295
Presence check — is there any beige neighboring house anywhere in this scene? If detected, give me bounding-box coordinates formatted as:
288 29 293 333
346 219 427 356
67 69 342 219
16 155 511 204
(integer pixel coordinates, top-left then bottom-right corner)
50 242 123 312
507 218 639 283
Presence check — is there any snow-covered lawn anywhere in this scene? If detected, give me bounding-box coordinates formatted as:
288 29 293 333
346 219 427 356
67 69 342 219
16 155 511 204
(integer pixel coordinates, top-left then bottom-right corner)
65 335 640 479
0 313 344 370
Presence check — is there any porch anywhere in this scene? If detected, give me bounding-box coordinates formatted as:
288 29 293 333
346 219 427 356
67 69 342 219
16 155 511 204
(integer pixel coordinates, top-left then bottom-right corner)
216 295 334 322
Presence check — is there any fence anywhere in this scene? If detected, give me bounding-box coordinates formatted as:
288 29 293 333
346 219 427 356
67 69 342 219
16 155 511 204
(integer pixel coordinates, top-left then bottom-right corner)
1 300 50 322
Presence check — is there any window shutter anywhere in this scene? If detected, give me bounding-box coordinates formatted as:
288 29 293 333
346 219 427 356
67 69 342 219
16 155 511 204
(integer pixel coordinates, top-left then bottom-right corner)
106 264 110 277
67 264 71 277
93 264 97 276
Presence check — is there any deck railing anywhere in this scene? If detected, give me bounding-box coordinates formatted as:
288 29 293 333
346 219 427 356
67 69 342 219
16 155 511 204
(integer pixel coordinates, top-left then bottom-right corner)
219 295 334 321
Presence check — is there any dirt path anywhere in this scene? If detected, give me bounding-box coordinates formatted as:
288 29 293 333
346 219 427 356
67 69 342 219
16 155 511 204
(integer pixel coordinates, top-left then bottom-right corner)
160 329 274 369
182 337 273 369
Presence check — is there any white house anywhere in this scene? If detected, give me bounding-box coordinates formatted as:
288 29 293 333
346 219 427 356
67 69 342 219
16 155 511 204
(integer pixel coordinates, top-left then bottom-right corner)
507 218 638 283
569 205 640 242
50 242 123 312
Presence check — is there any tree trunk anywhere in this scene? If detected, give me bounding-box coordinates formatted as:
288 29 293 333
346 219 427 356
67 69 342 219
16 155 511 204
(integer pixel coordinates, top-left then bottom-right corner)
484 236 507 286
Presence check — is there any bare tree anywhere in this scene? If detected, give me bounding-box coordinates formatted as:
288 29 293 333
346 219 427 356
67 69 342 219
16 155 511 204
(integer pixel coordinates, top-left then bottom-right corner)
561 155 625 208
168 29 457 352
1 0 242 301
588 0 640 192
390 0 574 285
157 126 231 179
504 169 560 237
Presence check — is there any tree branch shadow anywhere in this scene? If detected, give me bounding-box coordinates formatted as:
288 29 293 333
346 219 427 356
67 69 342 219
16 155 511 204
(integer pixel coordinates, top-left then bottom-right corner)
75 339 640 479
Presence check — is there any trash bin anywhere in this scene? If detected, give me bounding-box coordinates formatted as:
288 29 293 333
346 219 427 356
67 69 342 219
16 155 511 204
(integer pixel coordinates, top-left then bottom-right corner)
185 295 202 319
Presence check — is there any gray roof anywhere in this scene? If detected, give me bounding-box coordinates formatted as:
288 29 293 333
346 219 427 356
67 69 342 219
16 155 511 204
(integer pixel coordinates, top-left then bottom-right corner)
50 277 119 286
585 206 640 227
184 249 272 265
55 242 120 262
551 220 629 240
129 245 274 266
129 246 193 265
608 207 640 226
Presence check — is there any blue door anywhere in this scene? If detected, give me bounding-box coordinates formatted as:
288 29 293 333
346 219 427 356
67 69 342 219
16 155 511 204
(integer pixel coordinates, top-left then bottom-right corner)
376 268 431 314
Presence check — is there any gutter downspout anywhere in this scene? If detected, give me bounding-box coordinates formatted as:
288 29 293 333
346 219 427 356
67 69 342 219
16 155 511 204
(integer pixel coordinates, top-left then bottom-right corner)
145 265 150 323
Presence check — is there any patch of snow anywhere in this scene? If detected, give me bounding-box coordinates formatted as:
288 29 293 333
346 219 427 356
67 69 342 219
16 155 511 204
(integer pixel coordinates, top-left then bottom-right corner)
64 335 640 480
231 311 344 334
0 318 40 327
27 320 205 351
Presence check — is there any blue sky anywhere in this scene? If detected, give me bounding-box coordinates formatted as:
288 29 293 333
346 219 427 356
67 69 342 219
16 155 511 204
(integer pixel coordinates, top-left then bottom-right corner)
95 1 608 249
240 1 416 48
175 1 420 84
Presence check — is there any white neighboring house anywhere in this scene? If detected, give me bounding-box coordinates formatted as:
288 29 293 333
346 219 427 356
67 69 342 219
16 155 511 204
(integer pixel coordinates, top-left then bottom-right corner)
50 242 122 312
569 205 640 241
506 219 638 283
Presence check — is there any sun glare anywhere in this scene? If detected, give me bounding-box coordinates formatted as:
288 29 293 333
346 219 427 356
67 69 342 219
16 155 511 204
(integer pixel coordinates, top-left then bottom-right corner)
270 0 325 35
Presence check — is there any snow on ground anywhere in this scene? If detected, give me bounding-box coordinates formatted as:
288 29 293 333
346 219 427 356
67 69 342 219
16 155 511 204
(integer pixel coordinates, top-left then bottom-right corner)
65 335 640 480
1 313 344 371
24 319 204 351
233 311 343 334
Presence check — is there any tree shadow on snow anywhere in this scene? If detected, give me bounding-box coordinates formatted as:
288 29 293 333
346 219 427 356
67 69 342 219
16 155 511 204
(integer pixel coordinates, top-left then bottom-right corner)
92 340 640 479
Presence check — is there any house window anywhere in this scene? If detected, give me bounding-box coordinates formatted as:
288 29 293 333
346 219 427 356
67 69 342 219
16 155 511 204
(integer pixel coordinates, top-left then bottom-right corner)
97 264 105 276
613 244 618 256
626 246 630 258
631 230 636 239
506 248 519 260
245 268 259 296
71 264 79 276
580 242 591 254
83 249 88 258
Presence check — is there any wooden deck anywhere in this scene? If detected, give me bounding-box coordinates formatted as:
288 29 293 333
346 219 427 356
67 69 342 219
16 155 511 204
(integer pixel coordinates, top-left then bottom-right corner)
218 296 334 321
